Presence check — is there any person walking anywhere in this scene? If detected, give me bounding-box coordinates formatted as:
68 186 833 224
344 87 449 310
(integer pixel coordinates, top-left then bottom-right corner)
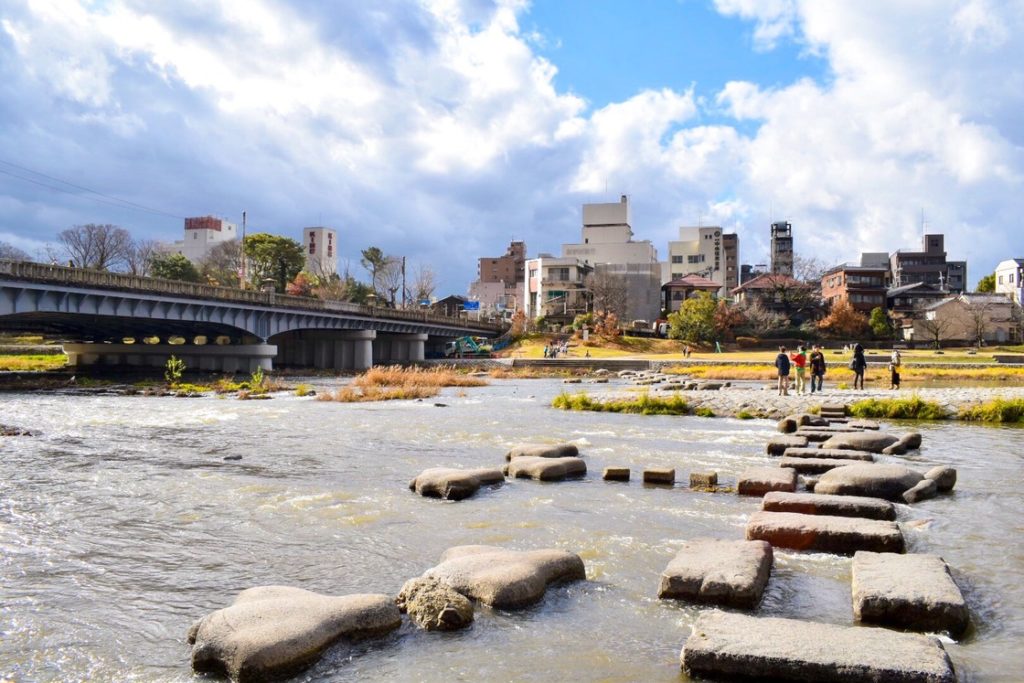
889 360 901 390
791 344 808 395
809 344 826 393
852 342 867 390
775 346 791 396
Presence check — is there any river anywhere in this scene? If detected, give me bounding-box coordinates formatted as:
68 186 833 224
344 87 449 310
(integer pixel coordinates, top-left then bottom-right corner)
1 378 1022 682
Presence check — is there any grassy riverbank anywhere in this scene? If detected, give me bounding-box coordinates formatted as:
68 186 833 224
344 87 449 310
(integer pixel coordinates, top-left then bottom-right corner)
552 391 691 415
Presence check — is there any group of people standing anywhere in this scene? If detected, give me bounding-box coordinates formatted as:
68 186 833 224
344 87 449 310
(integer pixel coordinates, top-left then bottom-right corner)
543 342 569 358
775 343 904 395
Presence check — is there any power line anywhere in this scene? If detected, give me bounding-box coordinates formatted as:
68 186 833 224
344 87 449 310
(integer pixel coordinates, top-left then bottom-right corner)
0 157 185 219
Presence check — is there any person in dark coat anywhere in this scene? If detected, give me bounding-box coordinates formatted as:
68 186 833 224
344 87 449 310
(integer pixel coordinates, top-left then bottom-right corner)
852 342 867 390
775 346 791 396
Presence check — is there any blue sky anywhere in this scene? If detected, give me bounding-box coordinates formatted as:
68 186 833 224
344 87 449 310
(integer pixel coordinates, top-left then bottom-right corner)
1 0 1022 294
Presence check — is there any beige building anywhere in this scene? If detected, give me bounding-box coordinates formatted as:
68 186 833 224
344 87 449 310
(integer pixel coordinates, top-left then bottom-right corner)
302 227 337 277
905 293 1018 344
664 226 738 296
174 216 237 264
995 259 1024 304
523 254 592 327
561 195 661 322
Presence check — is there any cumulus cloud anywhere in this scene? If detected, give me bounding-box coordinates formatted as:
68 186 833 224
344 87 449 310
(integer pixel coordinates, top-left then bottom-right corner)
0 0 1020 293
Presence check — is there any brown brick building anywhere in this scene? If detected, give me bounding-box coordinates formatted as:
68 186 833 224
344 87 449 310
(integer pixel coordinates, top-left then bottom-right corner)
821 263 889 313
478 241 525 286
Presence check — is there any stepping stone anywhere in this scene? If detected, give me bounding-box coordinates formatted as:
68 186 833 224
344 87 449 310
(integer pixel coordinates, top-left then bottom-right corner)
737 467 796 496
658 539 772 609
848 419 880 430
761 491 896 521
821 432 901 453
777 413 828 433
745 511 904 554
644 467 675 485
852 551 969 637
188 587 401 682
421 545 586 609
778 456 877 475
925 466 957 492
815 464 925 502
503 456 586 481
690 471 718 488
781 447 874 462
903 479 938 504
603 466 630 481
409 467 504 500
681 611 956 683
505 443 579 461
396 577 474 631
766 435 808 456
793 430 839 443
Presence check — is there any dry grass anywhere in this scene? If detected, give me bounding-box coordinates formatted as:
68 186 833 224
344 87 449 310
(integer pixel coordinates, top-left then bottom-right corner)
317 365 486 402
0 354 68 371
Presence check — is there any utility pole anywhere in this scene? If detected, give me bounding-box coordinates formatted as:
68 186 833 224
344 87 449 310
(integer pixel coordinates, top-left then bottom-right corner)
401 256 407 309
240 210 247 289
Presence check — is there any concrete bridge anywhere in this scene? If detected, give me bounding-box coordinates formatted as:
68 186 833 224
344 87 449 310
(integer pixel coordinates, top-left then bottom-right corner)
0 260 503 372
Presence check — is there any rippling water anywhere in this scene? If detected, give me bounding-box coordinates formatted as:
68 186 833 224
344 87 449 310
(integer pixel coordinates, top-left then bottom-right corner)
2 379 1023 682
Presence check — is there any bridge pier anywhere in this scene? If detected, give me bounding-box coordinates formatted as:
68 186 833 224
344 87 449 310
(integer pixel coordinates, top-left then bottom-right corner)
63 343 276 373
374 333 428 364
273 330 376 371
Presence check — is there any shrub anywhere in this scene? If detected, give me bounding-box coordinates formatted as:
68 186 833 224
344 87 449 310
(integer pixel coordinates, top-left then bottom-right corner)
294 383 314 397
848 396 949 420
695 407 715 417
735 410 755 420
958 398 1024 423
735 336 760 348
164 355 185 384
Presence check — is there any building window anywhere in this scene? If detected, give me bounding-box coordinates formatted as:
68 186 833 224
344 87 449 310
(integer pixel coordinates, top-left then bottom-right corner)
687 255 704 264
672 255 683 263
999 275 1004 284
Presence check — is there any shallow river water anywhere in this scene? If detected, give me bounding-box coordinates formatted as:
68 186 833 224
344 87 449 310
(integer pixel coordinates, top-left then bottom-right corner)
2 378 1023 682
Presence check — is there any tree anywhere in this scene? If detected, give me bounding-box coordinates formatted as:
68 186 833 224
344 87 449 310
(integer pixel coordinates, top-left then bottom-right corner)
817 300 869 337
667 292 717 342
407 263 437 304
917 313 955 348
977 273 996 293
285 272 315 297
793 254 830 283
509 310 528 337
0 241 30 261
58 223 133 270
148 252 201 282
738 300 786 337
961 297 994 346
198 240 242 287
360 246 388 295
243 233 304 292
125 238 159 277
869 306 892 338
713 300 746 340
586 270 628 318
378 256 404 307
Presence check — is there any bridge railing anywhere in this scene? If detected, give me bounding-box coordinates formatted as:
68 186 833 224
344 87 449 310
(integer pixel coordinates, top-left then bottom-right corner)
0 259 503 333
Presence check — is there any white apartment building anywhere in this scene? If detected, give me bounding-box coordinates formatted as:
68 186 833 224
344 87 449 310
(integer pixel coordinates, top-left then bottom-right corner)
664 226 737 295
523 254 592 324
302 227 338 278
561 195 661 322
995 258 1024 304
174 216 237 263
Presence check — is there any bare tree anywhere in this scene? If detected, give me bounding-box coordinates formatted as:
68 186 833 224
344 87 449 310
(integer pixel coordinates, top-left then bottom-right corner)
125 238 160 276
0 241 30 261
198 240 242 287
793 254 831 283
58 224 133 270
960 297 994 346
917 313 955 348
407 263 437 304
586 270 627 317
738 299 786 336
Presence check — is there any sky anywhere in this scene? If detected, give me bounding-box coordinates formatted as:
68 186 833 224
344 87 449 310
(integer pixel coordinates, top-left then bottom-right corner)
1 0 1022 294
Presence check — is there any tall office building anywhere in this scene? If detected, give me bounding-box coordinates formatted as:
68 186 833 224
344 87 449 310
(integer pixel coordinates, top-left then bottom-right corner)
663 226 739 296
302 227 337 277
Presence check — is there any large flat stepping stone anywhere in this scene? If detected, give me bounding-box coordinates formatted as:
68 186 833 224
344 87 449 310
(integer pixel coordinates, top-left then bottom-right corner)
746 511 904 554
503 456 586 481
778 456 877 474
853 552 969 637
777 413 828 433
794 429 845 442
821 432 901 453
658 539 772 609
762 491 896 521
681 611 956 683
187 586 401 682
422 545 586 609
766 435 808 455
505 443 579 460
409 467 504 500
815 464 925 502
738 467 796 496
782 447 874 462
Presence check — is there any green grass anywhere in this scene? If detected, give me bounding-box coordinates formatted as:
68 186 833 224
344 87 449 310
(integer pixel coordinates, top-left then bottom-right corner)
848 395 950 420
958 398 1024 423
695 406 715 417
0 354 68 371
735 410 756 420
552 391 691 415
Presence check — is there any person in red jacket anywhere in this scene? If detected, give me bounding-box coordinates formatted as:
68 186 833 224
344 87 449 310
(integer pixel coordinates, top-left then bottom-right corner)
790 345 808 395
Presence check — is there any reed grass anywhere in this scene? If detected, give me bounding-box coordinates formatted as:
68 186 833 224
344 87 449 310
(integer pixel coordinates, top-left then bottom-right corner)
848 395 950 420
355 365 488 388
316 385 439 402
552 391 691 415
958 398 1024 423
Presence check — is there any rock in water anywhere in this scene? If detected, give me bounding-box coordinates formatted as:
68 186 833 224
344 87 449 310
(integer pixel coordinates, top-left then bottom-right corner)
396 577 474 631
681 611 956 683
409 467 504 500
737 467 796 496
504 456 586 481
903 478 938 504
746 511 904 554
815 464 925 502
187 586 400 682
821 432 901 453
766 436 808 456
925 466 957 492
761 491 896 521
852 551 969 637
505 443 580 461
421 545 586 609
658 539 772 608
